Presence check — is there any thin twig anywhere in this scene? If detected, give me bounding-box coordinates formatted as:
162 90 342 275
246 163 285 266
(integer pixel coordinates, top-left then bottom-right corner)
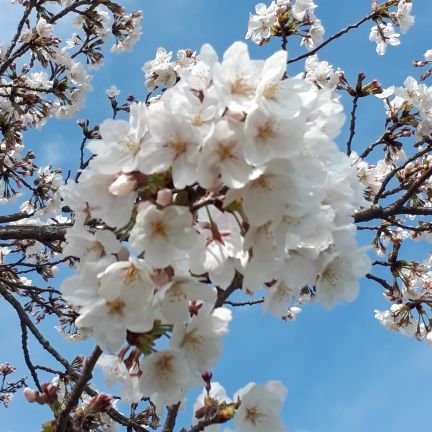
225 298 264 307
0 211 35 224
287 11 376 65
385 165 432 214
3 0 36 62
346 94 359 156
0 282 149 431
0 281 71 371
365 273 393 291
373 143 432 203
20 321 42 392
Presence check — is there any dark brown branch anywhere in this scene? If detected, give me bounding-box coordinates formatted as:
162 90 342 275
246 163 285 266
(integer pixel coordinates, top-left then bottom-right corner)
354 162 432 223
0 224 69 242
163 402 181 432
48 0 99 25
0 282 149 431
385 165 432 214
365 273 393 291
383 218 432 233
214 271 243 308
20 320 42 392
0 211 35 224
0 281 71 371
35 365 63 375
287 11 376 65
373 143 432 203
354 204 432 223
0 83 55 94
0 1 104 75
346 94 359 156
225 298 264 306
0 278 62 296
186 414 231 432
3 0 36 63
55 346 103 432
357 138 385 160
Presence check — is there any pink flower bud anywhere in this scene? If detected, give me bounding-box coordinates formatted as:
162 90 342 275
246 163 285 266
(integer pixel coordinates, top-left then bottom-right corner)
117 247 130 261
88 394 113 413
23 387 37 403
156 188 173 207
109 174 137 196
151 268 171 286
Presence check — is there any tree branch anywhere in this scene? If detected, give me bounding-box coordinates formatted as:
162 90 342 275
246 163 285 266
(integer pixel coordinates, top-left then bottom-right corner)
55 346 103 432
225 298 264 307
354 204 432 223
365 273 393 291
163 402 181 432
0 282 150 431
373 143 432 203
346 94 359 156
0 211 35 224
214 271 243 308
287 11 376 65
20 320 42 392
0 224 69 242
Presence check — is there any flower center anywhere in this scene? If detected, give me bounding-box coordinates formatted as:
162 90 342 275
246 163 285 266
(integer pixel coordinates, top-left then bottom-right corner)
151 220 168 238
262 82 279 99
182 329 202 348
231 75 253 96
169 137 187 155
245 406 264 425
191 111 203 126
217 141 235 160
123 263 141 285
169 282 187 302
125 138 140 156
257 120 276 141
322 264 341 286
107 298 125 315
156 353 174 374
251 175 270 190
86 240 105 257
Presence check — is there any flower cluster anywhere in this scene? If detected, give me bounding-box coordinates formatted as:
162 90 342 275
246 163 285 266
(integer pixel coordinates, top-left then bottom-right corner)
304 54 343 91
24 375 117 431
0 363 25 408
369 0 414 55
374 254 432 343
60 40 369 413
0 1 143 208
377 76 432 139
142 47 198 91
246 0 324 49
192 380 288 432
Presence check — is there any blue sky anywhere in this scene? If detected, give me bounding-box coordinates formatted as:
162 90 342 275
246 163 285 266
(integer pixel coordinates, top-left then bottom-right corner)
1 1 432 431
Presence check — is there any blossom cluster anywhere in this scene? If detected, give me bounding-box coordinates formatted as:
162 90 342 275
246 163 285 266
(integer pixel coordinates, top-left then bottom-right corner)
60 40 369 416
369 0 414 55
245 0 324 49
0 1 143 218
377 75 432 139
374 254 432 343
142 47 198 91
350 67 432 342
